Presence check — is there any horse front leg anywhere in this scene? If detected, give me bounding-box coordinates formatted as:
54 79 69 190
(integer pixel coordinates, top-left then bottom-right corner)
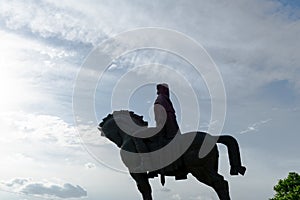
130 173 153 200
190 168 230 200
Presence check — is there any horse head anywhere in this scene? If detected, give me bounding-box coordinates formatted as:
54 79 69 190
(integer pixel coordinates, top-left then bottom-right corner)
98 110 148 149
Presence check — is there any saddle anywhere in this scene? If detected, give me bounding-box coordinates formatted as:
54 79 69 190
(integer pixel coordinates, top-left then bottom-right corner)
137 129 188 184
146 137 188 185
147 159 187 186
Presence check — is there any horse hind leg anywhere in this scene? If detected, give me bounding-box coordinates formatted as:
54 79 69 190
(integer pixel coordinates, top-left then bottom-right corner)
190 169 230 200
130 173 153 200
217 135 246 176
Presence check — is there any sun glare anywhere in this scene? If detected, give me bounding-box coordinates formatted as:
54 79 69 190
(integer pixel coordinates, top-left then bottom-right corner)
0 31 29 111
0 67 26 111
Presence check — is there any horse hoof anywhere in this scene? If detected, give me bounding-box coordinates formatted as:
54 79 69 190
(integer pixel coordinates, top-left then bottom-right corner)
230 166 246 176
239 166 246 176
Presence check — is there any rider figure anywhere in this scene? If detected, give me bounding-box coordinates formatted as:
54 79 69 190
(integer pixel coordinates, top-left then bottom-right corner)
154 83 180 141
133 83 181 175
155 84 183 179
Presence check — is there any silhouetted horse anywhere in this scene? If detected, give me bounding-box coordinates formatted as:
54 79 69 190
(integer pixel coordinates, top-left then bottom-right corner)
98 110 246 200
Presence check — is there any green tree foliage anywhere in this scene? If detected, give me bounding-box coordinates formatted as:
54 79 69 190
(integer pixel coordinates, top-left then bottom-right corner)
270 172 300 200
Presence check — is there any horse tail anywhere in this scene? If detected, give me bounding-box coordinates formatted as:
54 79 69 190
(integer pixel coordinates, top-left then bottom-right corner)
216 135 246 176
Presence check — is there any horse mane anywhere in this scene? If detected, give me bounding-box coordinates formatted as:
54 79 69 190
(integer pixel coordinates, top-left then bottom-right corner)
99 110 148 127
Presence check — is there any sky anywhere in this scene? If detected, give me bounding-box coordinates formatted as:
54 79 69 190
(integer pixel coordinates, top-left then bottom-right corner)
0 0 299 199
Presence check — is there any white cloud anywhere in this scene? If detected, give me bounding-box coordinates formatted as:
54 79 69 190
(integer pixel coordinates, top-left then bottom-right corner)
160 187 171 192
76 124 111 146
239 118 272 134
0 111 79 147
0 30 81 118
1 178 87 199
191 194 214 200
170 194 181 200
2 0 300 98
84 162 96 169
61 0 300 100
0 0 108 45
0 111 112 166
0 109 126 179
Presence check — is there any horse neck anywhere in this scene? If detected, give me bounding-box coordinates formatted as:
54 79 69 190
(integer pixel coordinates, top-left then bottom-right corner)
112 116 143 150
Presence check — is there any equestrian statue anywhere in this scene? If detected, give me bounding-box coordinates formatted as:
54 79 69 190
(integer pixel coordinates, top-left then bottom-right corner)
98 84 246 200
98 110 246 200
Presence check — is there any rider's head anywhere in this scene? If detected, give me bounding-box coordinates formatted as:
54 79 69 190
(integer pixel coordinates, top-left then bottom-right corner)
156 83 170 97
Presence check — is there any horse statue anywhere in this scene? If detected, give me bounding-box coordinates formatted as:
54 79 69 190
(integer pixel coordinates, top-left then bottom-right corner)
98 110 246 200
